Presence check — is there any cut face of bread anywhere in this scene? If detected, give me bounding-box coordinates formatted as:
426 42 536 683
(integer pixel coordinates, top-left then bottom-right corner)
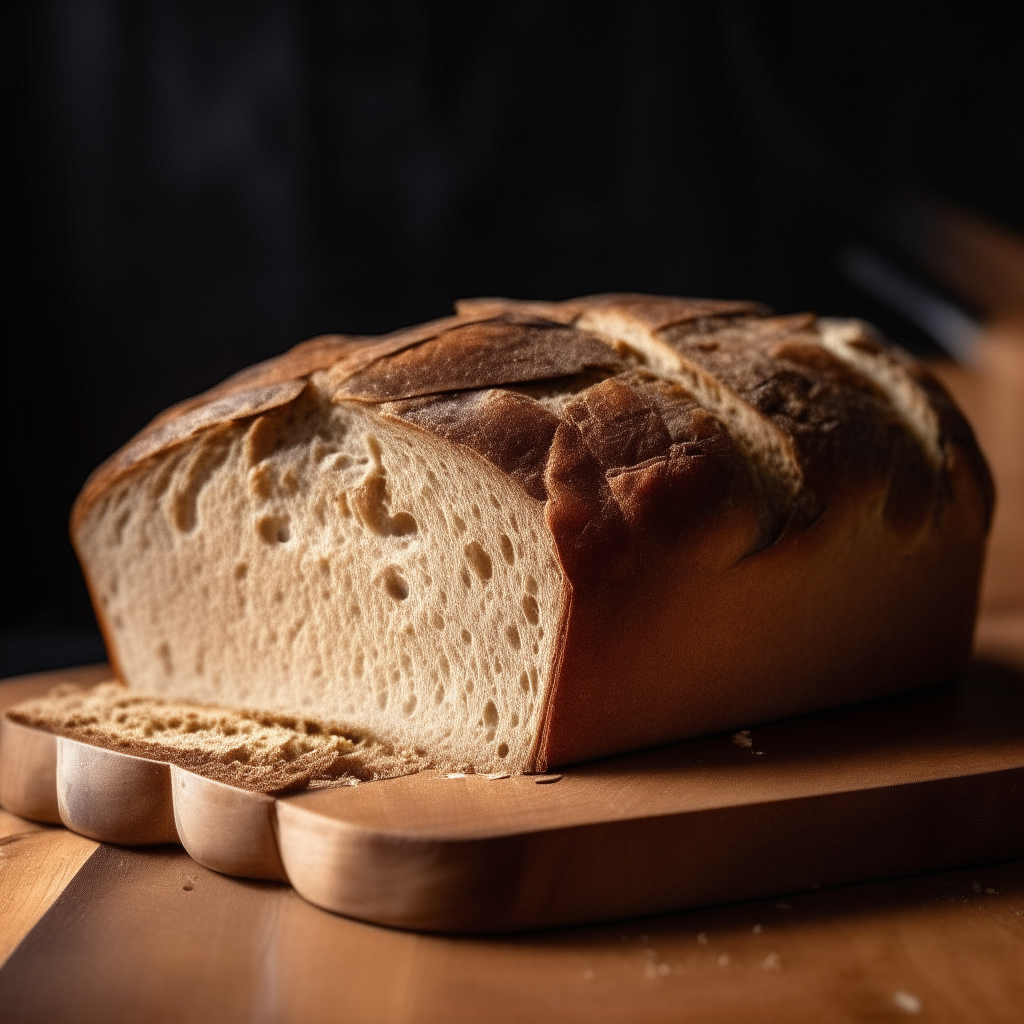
71 294 994 775
74 387 564 774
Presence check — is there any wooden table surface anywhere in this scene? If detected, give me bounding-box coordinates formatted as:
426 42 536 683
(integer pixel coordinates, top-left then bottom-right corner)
1 337 1022 1023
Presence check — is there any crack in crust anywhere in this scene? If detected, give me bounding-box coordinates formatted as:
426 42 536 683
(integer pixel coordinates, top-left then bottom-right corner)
72 294 994 588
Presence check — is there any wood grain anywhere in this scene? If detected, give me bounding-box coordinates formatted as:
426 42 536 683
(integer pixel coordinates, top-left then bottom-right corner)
0 840 1020 1023
0 809 98 968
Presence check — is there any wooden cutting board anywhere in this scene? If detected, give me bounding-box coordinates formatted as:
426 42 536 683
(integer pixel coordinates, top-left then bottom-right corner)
1 662 1022 933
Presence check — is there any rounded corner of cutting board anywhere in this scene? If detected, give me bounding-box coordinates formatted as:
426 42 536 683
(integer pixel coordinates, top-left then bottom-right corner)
0 715 61 823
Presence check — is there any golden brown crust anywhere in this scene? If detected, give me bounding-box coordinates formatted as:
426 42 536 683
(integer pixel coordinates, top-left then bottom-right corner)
385 389 563 501
658 314 933 519
74 297 992 561
334 317 624 402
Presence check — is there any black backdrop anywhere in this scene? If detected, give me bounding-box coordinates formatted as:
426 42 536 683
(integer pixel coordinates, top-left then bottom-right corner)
5 1 1023 673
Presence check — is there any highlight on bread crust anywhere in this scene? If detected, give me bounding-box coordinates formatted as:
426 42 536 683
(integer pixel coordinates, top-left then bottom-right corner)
70 295 994 773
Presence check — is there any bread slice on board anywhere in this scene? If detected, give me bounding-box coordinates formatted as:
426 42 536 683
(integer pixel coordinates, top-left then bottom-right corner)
69 295 993 773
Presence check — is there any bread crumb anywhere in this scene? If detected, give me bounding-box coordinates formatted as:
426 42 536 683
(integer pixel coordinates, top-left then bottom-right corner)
643 960 671 979
697 932 708 945
893 990 922 1014
7 682 432 794
732 730 753 748
972 881 982 893
761 953 780 971
717 953 730 967
535 774 562 784
752 924 762 934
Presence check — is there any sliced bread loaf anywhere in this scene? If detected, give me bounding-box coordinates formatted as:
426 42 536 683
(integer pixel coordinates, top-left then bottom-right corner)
69 295 993 773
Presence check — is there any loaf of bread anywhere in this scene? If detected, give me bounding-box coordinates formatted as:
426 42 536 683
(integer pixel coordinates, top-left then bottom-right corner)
70 294 993 774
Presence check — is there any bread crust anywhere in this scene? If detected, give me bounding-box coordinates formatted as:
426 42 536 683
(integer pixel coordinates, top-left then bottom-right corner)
71 295 994 770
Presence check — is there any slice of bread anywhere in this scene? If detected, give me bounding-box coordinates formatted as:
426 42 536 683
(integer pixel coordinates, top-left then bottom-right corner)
68 295 993 774
6 682 430 793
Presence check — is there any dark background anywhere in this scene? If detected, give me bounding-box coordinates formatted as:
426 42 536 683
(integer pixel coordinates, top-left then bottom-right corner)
4 1 1023 675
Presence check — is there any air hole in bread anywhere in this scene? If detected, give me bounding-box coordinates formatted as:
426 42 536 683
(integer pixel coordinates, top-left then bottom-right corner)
464 541 492 581
257 515 291 543
381 566 409 601
499 534 515 565
157 642 173 674
172 436 232 533
113 509 132 545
